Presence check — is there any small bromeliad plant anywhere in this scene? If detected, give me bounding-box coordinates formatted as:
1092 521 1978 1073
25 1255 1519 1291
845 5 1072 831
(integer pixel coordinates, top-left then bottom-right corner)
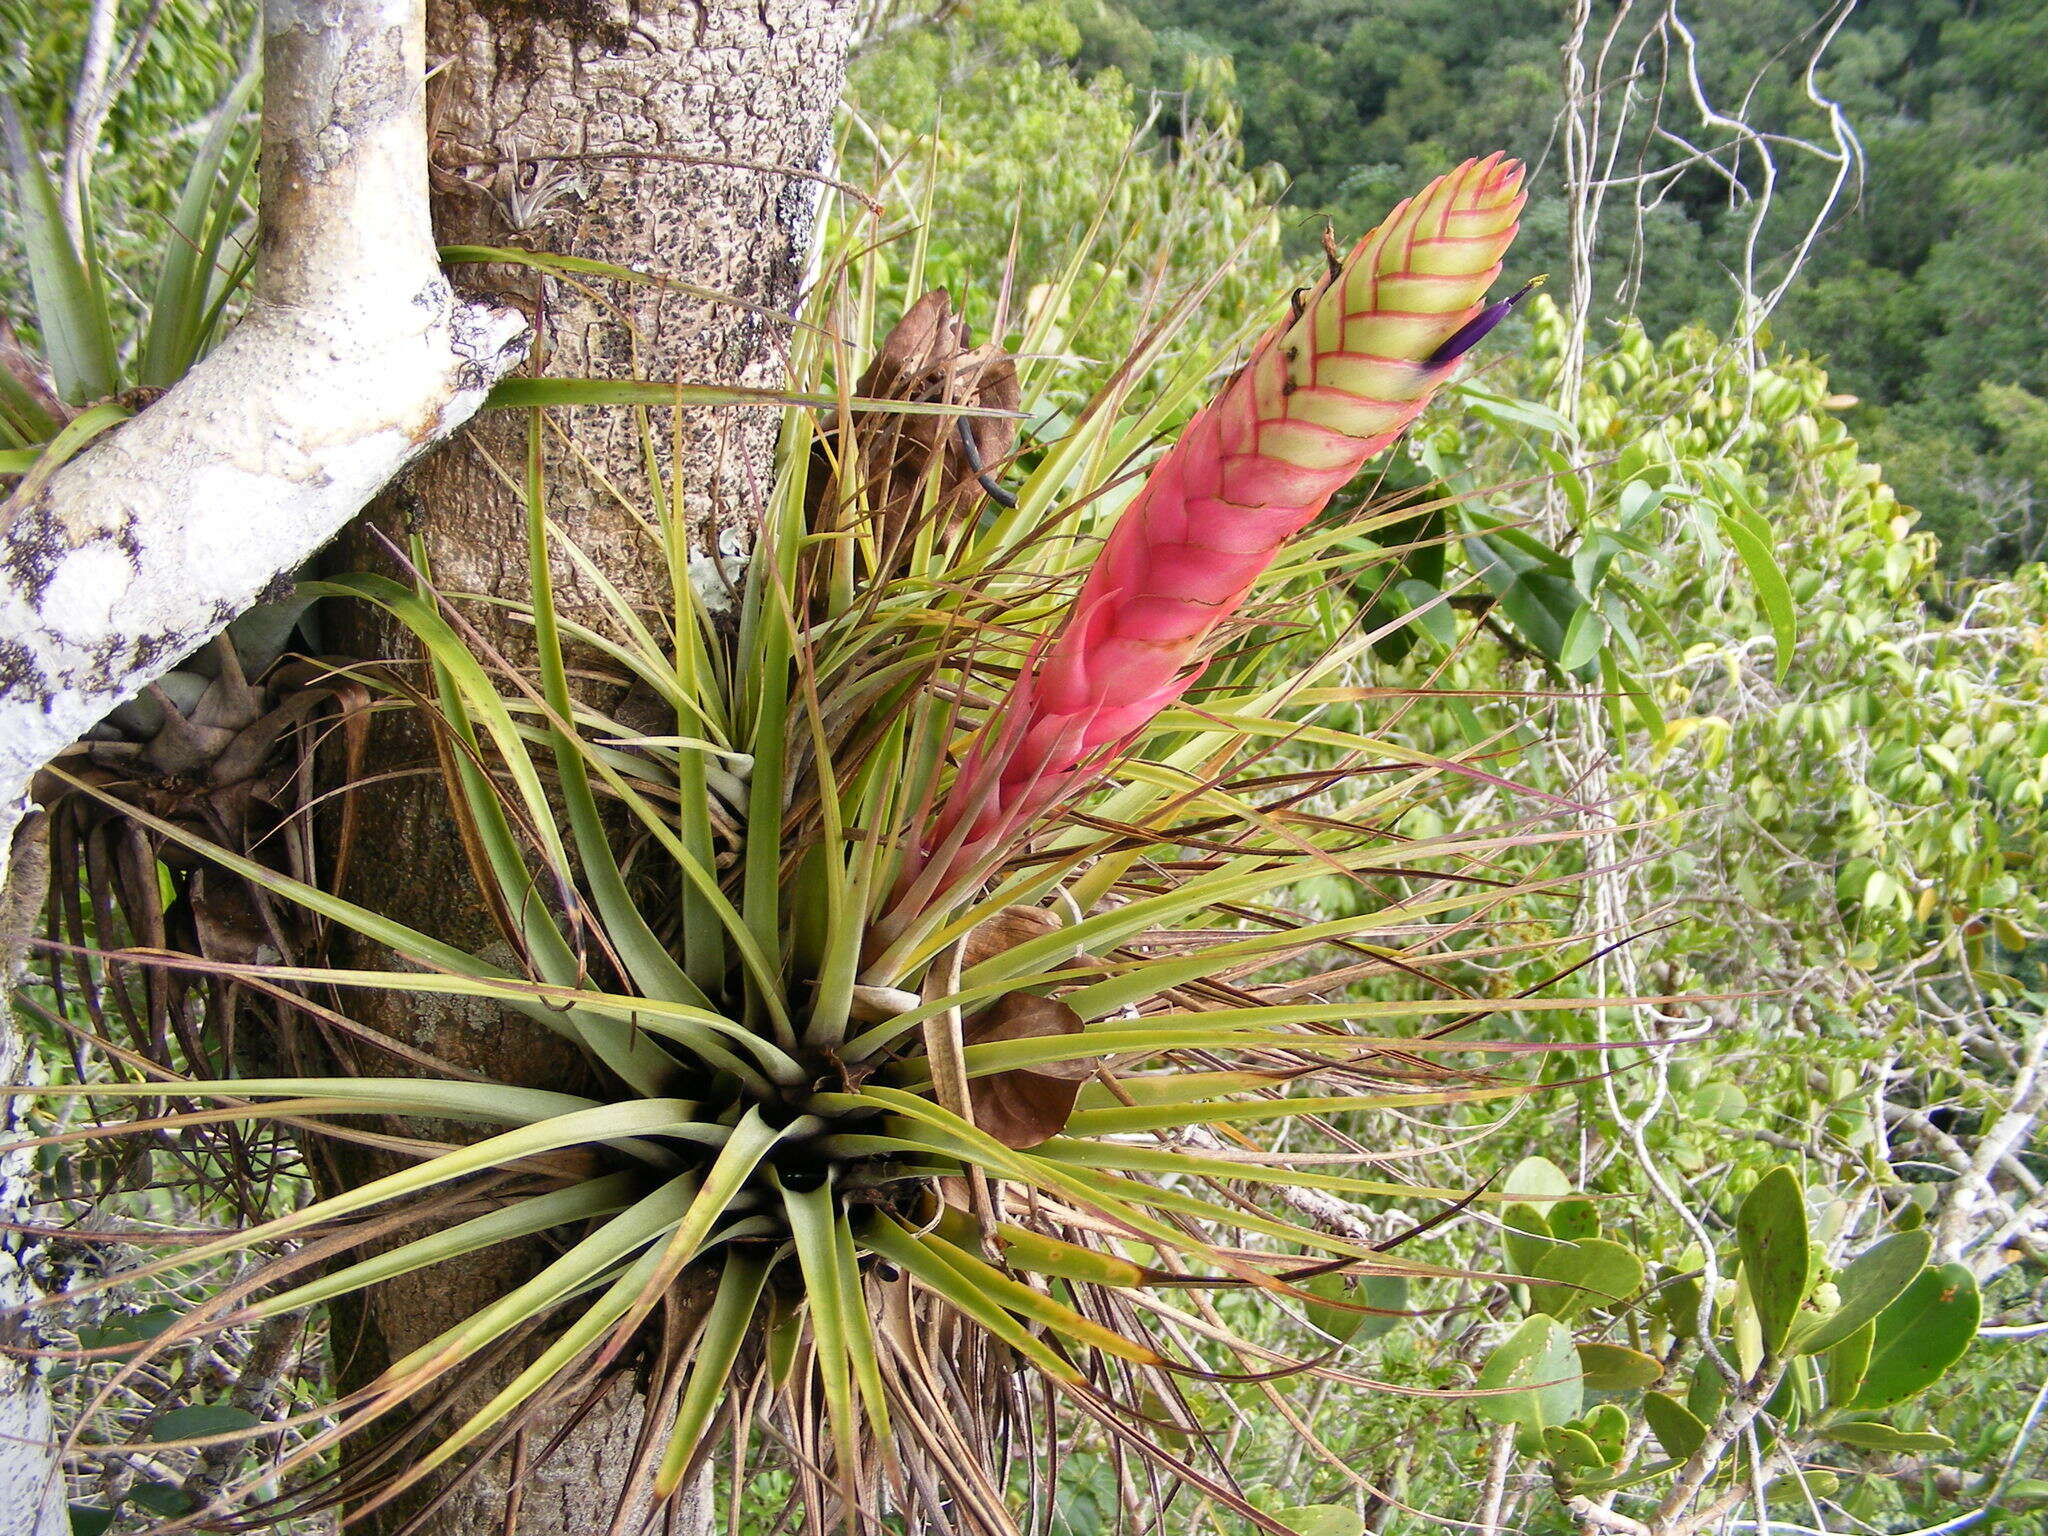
31 155 1608 1533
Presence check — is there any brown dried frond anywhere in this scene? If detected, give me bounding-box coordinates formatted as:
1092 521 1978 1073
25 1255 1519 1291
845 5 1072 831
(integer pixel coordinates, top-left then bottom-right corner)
809 288 1021 566
0 313 69 430
32 625 369 1089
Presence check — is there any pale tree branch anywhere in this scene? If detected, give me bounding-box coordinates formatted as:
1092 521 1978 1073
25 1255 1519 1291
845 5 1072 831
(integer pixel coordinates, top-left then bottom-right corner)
0 0 529 813
0 810 62 1536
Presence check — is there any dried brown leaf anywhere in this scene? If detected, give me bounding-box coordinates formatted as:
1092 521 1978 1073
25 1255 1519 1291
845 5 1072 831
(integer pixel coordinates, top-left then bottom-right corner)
808 289 1020 559
960 904 1063 972
964 990 1094 1149
0 314 69 428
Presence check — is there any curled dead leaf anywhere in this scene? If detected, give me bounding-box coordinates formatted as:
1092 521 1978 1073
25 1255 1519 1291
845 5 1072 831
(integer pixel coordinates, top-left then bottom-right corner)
964 989 1096 1149
807 288 1020 560
189 868 279 967
0 314 69 428
961 904 1063 972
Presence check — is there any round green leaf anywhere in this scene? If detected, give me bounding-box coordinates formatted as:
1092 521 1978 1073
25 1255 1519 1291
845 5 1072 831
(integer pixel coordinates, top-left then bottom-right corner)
74 1305 182 1354
1578 1341 1664 1392
1795 1230 1932 1354
1689 1081 1748 1122
128 1482 197 1517
1852 1262 1979 1409
1641 1391 1708 1460
1502 1202 1556 1276
1139 1387 1192 1450
1583 1403 1629 1463
1394 579 1457 649
1550 1198 1602 1242
1542 1425 1608 1470
1732 1272 1766 1378
1505 1156 1573 1200
1618 479 1670 527
1532 1239 1644 1320
1737 1166 1812 1355
1476 1314 1582 1431
1274 1506 1365 1536
1824 1319 1875 1405
147 1405 262 1443
1558 604 1607 671
1686 1358 1727 1421
1659 1273 1706 1339
1301 1271 1409 1346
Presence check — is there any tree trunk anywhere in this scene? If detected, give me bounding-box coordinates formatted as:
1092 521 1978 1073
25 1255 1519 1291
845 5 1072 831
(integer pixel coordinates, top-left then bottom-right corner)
322 3 854 1530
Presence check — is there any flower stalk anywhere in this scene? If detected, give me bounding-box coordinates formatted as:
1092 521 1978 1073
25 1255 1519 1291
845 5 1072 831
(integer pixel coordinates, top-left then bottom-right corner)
914 154 1530 892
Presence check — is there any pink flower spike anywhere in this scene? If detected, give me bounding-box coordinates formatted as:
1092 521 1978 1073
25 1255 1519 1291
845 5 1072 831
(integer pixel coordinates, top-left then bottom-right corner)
917 155 1529 897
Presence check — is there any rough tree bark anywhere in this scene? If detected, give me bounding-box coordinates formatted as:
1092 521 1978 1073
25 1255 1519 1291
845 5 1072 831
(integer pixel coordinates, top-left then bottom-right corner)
0 1 527 1524
320 2 855 1530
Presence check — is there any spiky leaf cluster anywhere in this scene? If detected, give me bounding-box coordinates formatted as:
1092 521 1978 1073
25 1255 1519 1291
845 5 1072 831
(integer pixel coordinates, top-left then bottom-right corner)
21 159 1606 1536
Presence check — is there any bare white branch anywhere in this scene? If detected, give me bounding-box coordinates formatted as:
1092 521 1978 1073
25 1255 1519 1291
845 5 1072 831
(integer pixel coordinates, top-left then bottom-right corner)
0 0 528 810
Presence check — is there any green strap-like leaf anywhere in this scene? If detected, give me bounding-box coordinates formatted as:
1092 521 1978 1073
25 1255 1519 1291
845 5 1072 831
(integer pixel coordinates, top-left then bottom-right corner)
384 1238 673 1497
3 400 129 502
1 96 118 403
48 767 671 1095
250 1173 638 1318
29 1073 599 1119
860 1216 1084 1384
59 1100 716 1309
899 1220 1162 1365
1061 1083 1540 1138
842 1092 1382 1269
522 416 720 1022
830 1185 890 1447
1032 1136 1483 1203
654 1247 774 1496
776 1173 866 1486
484 375 1025 417
386 1173 702 1381
138 69 257 386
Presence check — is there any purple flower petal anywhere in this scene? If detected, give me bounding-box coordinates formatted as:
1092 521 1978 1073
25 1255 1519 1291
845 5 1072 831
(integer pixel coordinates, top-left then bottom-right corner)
1422 276 1544 371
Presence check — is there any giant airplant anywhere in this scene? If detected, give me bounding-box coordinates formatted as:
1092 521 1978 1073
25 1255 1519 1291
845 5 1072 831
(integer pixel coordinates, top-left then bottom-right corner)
17 157 1628 1536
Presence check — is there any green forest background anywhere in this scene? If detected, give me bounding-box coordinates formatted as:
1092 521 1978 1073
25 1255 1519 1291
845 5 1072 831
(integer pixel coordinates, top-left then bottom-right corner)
860 0 2048 574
